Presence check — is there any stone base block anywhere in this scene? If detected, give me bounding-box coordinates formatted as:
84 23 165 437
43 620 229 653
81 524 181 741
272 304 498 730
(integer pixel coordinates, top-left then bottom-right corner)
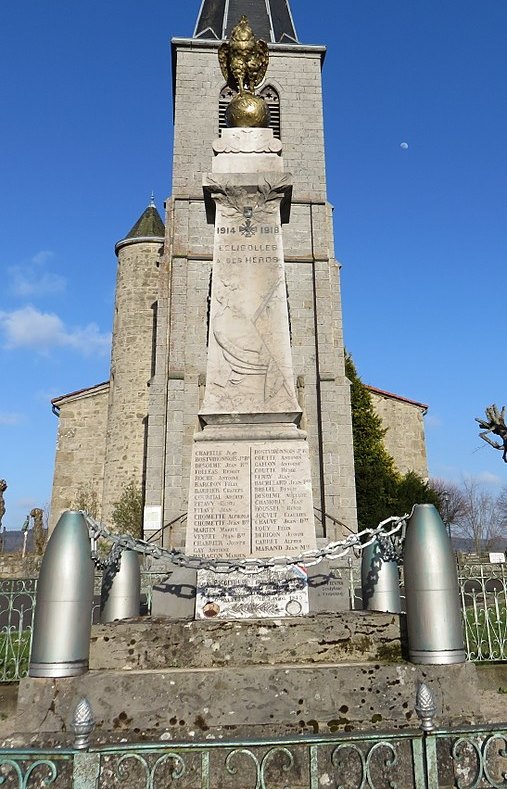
150 567 197 620
89 612 402 671
13 661 484 743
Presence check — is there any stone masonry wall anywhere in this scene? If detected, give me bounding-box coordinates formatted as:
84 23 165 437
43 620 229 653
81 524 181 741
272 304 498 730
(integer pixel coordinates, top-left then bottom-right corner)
370 391 428 477
49 385 109 531
101 240 162 526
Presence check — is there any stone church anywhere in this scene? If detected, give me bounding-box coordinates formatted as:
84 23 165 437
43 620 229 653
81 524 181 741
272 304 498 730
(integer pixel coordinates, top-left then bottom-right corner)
49 0 428 539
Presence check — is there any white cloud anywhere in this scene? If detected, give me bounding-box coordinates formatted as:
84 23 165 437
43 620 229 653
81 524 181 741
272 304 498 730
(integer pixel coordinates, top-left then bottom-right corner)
473 471 503 486
0 411 24 426
425 413 442 429
8 250 66 297
0 305 111 357
31 250 53 266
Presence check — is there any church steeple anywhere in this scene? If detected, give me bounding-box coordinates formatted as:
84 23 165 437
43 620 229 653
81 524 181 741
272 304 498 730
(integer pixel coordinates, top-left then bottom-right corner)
194 0 298 44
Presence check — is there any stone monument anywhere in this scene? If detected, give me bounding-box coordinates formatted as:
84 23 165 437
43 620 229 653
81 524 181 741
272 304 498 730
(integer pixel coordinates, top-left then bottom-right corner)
178 18 316 619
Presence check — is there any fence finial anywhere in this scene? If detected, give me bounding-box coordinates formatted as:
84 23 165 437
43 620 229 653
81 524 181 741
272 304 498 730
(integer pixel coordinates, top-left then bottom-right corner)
415 682 437 732
72 697 95 750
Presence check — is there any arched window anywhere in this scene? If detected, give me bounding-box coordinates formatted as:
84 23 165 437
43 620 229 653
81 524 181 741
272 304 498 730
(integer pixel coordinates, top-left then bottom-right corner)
219 84 281 139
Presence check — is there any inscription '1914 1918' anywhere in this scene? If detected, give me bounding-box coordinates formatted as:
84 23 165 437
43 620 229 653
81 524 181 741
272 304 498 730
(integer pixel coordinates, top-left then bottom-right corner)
216 226 279 235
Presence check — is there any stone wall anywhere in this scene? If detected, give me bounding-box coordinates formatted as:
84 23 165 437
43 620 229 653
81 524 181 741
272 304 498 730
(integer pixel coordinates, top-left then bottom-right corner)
0 554 41 579
49 384 109 531
369 389 428 477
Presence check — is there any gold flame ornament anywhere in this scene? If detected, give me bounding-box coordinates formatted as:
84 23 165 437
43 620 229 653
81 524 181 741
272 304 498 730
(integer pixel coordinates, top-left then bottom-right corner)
218 16 270 128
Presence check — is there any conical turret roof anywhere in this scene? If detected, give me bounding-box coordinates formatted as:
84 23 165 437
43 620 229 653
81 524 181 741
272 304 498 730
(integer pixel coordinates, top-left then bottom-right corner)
194 0 298 44
125 204 165 240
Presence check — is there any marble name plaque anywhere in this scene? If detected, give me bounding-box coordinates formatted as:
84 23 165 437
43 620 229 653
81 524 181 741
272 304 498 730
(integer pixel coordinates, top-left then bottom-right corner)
186 440 317 559
196 565 309 620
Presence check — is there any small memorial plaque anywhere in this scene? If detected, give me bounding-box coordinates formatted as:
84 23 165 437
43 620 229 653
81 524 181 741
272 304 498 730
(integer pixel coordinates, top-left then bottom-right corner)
195 565 309 620
143 505 162 531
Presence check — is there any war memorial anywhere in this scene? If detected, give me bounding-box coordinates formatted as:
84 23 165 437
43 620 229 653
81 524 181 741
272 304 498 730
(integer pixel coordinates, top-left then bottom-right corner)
1 2 506 787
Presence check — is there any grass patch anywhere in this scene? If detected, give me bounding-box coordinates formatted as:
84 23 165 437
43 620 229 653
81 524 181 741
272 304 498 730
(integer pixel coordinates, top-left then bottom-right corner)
0 630 32 681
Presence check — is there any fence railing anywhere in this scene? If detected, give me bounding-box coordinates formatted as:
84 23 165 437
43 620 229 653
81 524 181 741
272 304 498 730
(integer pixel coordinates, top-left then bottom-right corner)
1 719 506 787
458 562 507 661
0 579 36 682
1 562 507 683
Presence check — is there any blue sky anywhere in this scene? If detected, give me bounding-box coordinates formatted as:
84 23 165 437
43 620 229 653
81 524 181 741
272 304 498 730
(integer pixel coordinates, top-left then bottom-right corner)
0 1 506 530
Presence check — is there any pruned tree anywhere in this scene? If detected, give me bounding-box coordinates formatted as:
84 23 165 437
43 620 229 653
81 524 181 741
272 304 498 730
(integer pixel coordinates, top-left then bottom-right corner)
475 404 507 462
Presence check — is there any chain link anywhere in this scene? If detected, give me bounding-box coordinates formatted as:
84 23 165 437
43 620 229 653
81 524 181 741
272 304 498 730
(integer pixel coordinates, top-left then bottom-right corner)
83 511 409 574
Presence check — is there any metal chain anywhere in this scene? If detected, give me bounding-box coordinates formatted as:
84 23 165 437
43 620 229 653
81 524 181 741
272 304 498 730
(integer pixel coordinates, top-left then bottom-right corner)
83 511 409 575
90 534 123 572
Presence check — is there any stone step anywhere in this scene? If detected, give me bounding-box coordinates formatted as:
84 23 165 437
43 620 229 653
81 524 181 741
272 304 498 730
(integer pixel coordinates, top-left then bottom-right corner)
13 661 484 745
90 611 402 671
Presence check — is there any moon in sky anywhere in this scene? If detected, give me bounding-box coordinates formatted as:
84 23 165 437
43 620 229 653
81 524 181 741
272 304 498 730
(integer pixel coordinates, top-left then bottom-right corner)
400 142 409 150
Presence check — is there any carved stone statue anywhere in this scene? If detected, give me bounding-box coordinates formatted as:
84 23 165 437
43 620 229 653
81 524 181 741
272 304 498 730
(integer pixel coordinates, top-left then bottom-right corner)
218 16 270 127
475 404 507 462
0 479 6 529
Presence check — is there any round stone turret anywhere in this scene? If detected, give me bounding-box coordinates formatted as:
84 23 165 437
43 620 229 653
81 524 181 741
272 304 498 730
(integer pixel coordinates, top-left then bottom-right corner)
102 200 165 526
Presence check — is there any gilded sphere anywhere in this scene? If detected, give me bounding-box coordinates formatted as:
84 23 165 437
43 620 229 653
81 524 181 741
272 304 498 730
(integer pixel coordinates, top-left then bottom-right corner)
226 92 270 128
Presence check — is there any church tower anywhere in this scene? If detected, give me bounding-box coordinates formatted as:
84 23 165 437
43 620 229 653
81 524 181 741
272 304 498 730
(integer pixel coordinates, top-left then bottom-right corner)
49 0 429 536
143 0 358 544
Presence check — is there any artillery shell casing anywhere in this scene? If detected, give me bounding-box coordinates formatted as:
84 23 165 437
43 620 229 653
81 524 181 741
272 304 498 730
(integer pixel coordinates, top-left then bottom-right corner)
29 511 94 677
100 549 141 623
404 504 465 664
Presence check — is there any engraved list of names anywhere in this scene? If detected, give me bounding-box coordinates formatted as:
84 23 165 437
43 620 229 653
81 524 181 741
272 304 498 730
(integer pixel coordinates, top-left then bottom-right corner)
186 440 316 558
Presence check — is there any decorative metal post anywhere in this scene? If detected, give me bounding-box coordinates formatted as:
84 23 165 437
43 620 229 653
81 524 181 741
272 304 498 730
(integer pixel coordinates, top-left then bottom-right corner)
100 549 141 623
404 504 465 664
361 537 401 613
29 510 95 677
72 698 95 750
415 682 437 732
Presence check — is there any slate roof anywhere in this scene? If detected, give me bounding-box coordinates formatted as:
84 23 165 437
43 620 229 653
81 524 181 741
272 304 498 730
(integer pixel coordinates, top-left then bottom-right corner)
194 0 298 43
125 205 165 240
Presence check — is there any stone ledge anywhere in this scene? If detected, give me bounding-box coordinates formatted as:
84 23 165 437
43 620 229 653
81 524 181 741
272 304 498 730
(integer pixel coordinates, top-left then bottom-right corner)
90 612 402 671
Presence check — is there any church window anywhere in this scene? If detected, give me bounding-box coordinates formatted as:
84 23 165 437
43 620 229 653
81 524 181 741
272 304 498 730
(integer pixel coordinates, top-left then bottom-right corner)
219 85 281 139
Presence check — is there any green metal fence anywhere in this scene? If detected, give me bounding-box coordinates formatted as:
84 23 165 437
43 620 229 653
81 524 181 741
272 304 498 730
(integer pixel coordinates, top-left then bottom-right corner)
0 579 36 682
1 722 506 787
